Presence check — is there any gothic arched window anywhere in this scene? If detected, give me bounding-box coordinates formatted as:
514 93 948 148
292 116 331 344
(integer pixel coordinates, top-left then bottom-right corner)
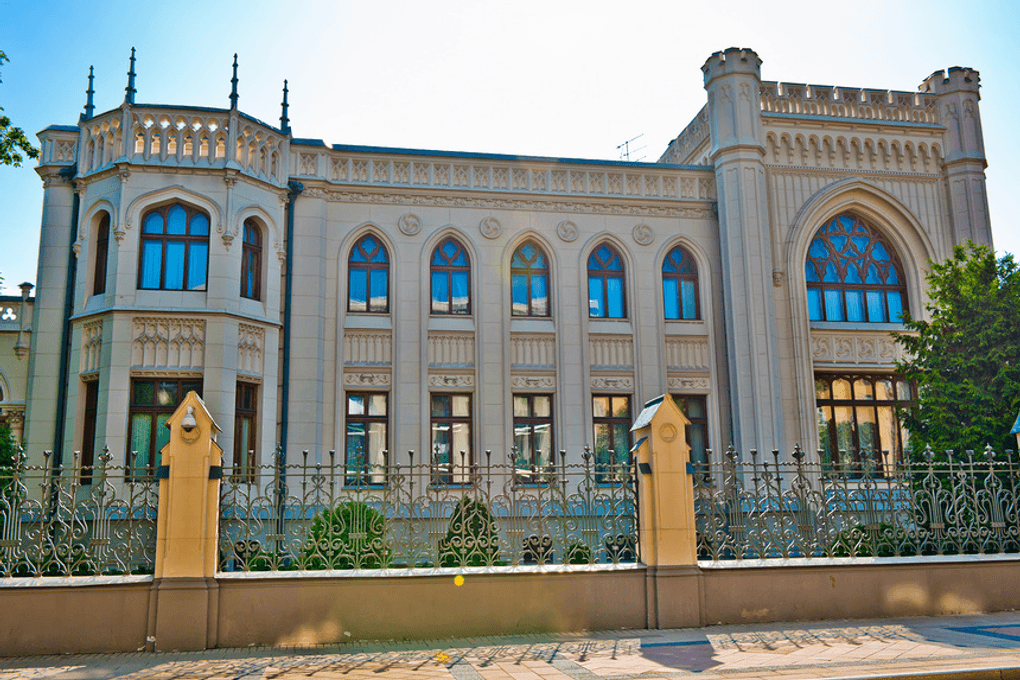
92 212 110 296
348 234 389 313
138 203 210 291
431 237 471 315
511 241 550 317
240 219 262 300
588 243 625 318
806 214 907 323
662 245 700 320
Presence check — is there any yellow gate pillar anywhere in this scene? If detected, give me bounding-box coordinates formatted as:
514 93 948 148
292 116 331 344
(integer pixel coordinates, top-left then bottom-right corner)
149 391 223 651
631 394 703 628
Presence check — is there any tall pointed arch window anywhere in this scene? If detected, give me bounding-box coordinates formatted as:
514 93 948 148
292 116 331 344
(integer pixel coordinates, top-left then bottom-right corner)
511 241 550 317
240 219 261 300
431 237 471 315
348 234 389 313
588 243 625 318
806 214 908 323
662 245 700 320
92 213 110 296
138 203 210 291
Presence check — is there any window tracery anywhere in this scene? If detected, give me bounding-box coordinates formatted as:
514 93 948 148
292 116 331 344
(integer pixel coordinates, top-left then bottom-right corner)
348 235 389 314
430 237 471 315
662 245 700 320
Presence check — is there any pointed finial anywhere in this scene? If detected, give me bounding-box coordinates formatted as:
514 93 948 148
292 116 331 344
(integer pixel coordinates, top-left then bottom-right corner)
229 53 239 109
280 79 291 133
81 66 95 121
124 47 137 105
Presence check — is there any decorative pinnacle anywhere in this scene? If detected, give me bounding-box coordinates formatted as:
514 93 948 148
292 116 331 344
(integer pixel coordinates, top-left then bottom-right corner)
229 53 239 109
280 79 290 133
124 47 137 105
81 66 95 121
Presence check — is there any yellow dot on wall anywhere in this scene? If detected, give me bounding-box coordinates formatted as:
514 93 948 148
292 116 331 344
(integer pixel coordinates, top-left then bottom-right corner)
454 575 465 587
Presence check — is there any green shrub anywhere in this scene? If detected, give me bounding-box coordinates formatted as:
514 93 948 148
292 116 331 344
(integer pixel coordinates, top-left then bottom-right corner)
565 541 594 565
439 497 500 567
300 501 391 569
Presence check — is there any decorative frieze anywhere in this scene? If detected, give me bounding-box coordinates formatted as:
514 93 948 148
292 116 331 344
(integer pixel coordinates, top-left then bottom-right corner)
810 331 905 366
428 373 474 388
590 375 633 390
237 324 265 375
510 375 555 390
664 337 710 371
343 330 392 366
765 131 942 175
80 320 103 374
510 334 556 370
131 317 205 370
668 376 711 391
589 336 633 370
428 333 474 368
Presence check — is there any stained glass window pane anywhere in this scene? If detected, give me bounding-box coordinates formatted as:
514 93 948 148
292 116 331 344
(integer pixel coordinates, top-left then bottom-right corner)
154 413 171 468
370 270 388 311
348 394 365 416
681 280 697 319
846 290 864 322
164 242 185 290
432 272 448 312
130 415 152 471
190 213 209 236
808 289 823 321
140 242 162 289
663 279 680 319
588 277 604 317
511 274 527 315
187 242 207 290
531 275 548 316
606 277 624 318
451 272 469 313
887 291 903 321
143 212 163 234
349 270 367 312
866 290 886 322
824 290 843 321
166 206 187 235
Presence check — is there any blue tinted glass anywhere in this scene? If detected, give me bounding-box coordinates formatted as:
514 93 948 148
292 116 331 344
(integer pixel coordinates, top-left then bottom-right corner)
532 275 548 315
521 243 536 262
846 290 864 322
350 247 367 263
349 269 367 311
167 206 187 235
872 242 890 262
824 290 843 321
851 235 869 254
681 280 697 319
886 267 900 285
370 269 388 311
808 289 823 320
808 239 828 259
607 276 624 318
662 252 677 274
190 213 209 236
606 249 622 271
452 272 469 313
823 262 840 283
431 273 447 314
243 254 255 297
140 241 162 288
663 279 679 319
830 234 847 253
867 290 886 322
432 246 446 265
532 250 545 268
588 277 604 317
865 264 883 284
164 242 185 289
511 274 527 315
143 212 164 234
187 242 207 290
844 264 862 284
805 262 820 282
370 242 387 263
887 291 903 321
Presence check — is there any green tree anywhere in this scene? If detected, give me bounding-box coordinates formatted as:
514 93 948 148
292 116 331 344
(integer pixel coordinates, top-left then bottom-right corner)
894 243 1020 455
0 50 40 167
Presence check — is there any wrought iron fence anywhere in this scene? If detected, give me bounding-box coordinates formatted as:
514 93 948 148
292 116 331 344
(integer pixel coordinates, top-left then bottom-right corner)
696 445 1020 560
0 448 159 577
218 447 639 572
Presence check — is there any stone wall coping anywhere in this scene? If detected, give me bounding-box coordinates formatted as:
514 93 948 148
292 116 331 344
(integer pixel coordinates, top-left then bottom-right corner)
216 563 644 580
0 574 154 588
699 553 1020 569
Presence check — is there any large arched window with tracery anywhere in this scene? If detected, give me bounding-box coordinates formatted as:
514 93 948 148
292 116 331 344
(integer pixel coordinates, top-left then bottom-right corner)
348 235 389 313
138 203 209 291
511 241 550 317
431 237 471 315
662 245 700 320
805 214 907 323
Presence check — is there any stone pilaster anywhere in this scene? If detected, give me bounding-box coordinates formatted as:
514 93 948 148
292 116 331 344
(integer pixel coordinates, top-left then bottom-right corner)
702 48 781 454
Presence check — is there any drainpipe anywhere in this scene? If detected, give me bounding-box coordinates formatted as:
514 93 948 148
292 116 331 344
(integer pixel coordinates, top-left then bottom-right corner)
278 180 303 460
52 164 80 470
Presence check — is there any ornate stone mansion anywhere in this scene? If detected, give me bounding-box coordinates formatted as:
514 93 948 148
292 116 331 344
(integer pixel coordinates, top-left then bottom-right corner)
5 47 992 479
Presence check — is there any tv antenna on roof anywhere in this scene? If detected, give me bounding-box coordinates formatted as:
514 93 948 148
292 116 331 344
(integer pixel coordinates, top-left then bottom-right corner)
617 134 646 162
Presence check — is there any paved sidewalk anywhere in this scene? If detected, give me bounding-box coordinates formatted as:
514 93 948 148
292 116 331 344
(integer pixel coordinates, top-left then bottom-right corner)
4 612 1020 680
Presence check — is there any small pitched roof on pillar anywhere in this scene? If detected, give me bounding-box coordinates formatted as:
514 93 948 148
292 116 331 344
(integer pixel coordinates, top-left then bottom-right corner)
164 390 221 439
631 394 690 433
124 47 137 105
229 53 239 109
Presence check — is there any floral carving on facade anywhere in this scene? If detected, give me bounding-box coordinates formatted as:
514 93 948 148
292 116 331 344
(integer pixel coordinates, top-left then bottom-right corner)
556 220 578 242
632 223 654 246
479 216 502 240
398 213 422 236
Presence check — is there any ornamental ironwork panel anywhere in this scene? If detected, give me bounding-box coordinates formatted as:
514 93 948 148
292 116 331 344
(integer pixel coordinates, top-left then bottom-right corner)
218 447 638 572
0 449 158 577
695 446 1020 560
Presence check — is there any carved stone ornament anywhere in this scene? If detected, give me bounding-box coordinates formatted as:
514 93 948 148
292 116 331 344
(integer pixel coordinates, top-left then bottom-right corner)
659 423 678 443
398 213 422 236
428 374 475 388
343 372 391 387
773 270 785 287
556 220 578 242
510 375 555 389
667 376 711 390
590 375 633 390
632 223 654 246
479 216 502 240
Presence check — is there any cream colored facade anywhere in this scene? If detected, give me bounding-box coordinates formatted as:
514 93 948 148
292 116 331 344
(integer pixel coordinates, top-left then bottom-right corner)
16 47 992 472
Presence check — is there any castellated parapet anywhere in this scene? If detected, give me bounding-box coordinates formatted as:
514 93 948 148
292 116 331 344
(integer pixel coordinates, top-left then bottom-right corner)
701 47 762 85
920 66 981 97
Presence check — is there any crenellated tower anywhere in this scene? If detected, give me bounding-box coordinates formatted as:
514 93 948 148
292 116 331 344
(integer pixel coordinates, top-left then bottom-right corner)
920 67 993 247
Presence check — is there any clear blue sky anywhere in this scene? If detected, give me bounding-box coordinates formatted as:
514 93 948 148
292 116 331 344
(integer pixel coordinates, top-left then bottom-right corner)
1 0 1017 294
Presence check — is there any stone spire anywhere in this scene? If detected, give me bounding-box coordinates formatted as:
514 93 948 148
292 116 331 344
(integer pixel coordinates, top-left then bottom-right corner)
124 47 137 105
280 79 291 133
229 53 239 109
81 66 95 121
